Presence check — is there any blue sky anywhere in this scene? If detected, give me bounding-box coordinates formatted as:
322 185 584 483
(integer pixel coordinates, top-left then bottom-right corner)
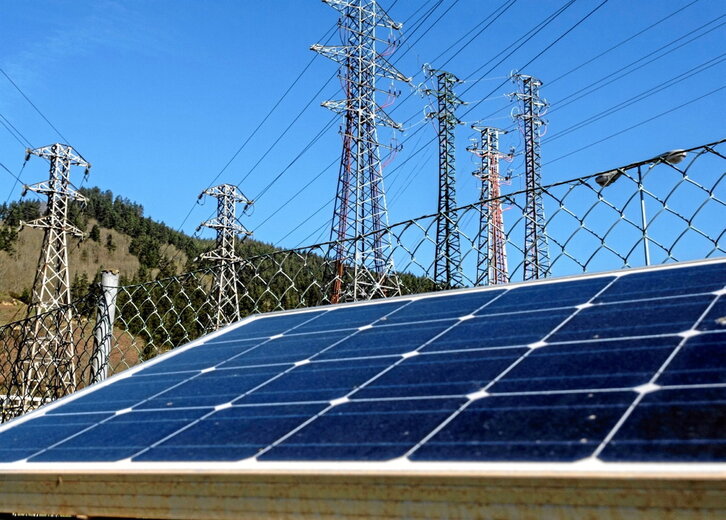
0 0 724 251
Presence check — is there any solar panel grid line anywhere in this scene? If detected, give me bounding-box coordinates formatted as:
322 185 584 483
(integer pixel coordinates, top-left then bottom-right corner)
220 257 723 326
239 300 489 459
0 258 724 467
256 275 634 460
249 307 484 460
3 298 418 462
91 266 726 462
127 301 415 461
199 301 411 345
649 382 726 392
0 308 265 436
527 331 694 347
590 286 725 460
406 282 724 462
400 273 623 459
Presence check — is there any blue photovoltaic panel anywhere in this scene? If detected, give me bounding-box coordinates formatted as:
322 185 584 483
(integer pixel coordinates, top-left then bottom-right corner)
0 259 723 465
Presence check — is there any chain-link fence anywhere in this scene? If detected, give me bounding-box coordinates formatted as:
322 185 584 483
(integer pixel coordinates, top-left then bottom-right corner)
1 138 723 421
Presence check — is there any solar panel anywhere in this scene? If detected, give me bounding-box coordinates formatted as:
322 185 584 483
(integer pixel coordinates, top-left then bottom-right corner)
0 259 724 467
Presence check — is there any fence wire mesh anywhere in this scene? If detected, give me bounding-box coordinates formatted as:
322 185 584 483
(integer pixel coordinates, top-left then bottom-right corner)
1 139 723 421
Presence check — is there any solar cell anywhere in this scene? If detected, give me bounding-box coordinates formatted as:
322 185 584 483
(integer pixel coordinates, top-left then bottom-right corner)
356 348 528 398
204 309 327 342
292 300 408 333
657 331 726 386
600 387 726 462
259 398 466 461
134 403 328 461
31 408 210 462
593 262 724 303
476 276 614 314
138 338 262 375
490 336 679 392
550 294 713 341
217 329 352 367
381 289 505 324
409 391 636 461
421 307 574 352
0 258 723 468
314 319 456 359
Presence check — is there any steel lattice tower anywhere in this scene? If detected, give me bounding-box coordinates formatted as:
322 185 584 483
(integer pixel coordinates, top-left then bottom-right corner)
13 144 90 411
312 0 409 303
469 126 509 286
198 184 252 329
426 67 464 288
511 73 550 280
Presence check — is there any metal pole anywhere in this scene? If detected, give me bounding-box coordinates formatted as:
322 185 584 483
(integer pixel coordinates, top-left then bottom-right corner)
637 166 651 265
91 270 119 383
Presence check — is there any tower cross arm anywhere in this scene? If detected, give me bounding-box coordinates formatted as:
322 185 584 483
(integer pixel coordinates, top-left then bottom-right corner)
199 249 242 262
311 44 349 65
199 184 252 205
321 0 403 30
196 217 251 235
22 217 85 238
375 105 403 129
321 100 402 129
26 145 91 170
311 44 409 84
376 54 411 83
22 181 88 202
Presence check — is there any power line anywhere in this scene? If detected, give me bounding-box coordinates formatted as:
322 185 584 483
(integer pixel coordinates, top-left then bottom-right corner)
209 23 339 192
472 6 721 127
203 0 454 250
430 0 518 70
172 0 443 254
548 0 702 86
488 13 726 141
544 52 726 144
0 159 24 185
256 0 523 242
550 15 726 116
255 155 339 233
544 85 726 166
248 0 452 205
276 194 335 246
270 0 584 246
253 117 338 201
392 1 722 206
0 67 70 144
161 24 340 243
0 111 33 148
382 0 594 203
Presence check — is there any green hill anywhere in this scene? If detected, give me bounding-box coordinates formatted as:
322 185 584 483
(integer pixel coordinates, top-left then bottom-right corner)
0 187 276 323
0 187 434 328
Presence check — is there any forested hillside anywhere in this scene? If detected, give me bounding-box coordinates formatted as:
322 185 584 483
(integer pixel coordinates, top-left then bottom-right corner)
0 186 434 328
0 186 278 302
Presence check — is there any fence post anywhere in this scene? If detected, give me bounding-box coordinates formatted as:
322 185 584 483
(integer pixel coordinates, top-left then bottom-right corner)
91 270 119 384
637 165 651 266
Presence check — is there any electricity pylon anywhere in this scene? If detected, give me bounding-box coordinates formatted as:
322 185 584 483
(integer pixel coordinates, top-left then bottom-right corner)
10 143 90 414
312 0 410 303
469 125 509 286
425 66 464 288
197 184 252 329
511 73 550 280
